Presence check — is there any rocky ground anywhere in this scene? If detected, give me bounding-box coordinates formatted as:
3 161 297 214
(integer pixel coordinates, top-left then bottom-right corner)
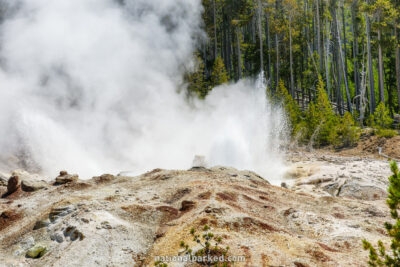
0 138 397 267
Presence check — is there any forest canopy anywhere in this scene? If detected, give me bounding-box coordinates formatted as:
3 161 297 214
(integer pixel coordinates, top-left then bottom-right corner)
185 0 400 146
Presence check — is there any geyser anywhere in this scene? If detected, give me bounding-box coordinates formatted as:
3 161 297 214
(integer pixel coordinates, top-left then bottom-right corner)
0 0 287 183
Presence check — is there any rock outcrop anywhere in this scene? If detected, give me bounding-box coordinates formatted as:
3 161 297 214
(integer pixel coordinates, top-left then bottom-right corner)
55 171 79 185
6 175 20 195
0 164 391 266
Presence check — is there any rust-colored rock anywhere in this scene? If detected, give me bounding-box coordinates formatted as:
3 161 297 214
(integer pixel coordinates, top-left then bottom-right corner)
7 176 20 195
0 210 21 231
180 200 196 212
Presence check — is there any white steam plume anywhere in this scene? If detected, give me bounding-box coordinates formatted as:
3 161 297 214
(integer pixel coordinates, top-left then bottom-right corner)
0 0 287 183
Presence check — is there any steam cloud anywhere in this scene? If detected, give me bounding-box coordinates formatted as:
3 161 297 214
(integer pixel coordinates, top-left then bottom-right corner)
0 0 287 183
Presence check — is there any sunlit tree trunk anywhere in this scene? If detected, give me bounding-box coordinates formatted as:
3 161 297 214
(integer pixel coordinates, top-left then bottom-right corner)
377 22 385 103
236 27 242 79
395 25 400 111
213 0 217 58
365 11 376 113
336 9 352 113
289 16 295 98
257 0 264 73
351 0 360 112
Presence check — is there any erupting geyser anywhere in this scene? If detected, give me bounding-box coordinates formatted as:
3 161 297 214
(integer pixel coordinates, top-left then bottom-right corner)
0 0 287 183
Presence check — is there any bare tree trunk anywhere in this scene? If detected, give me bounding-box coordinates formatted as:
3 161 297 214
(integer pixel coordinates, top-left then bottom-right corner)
336 10 352 113
395 25 400 111
289 16 295 98
275 33 279 87
257 0 264 73
316 0 323 71
227 16 233 77
265 13 272 81
351 0 360 112
377 25 385 103
365 12 376 113
331 1 343 115
213 0 217 58
342 3 349 79
236 27 242 79
324 0 331 98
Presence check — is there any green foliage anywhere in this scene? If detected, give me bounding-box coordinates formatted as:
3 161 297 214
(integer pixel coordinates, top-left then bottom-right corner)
179 225 230 266
304 77 339 147
374 102 394 129
211 57 228 87
276 80 302 135
154 261 168 267
185 54 208 98
376 128 398 138
363 161 400 266
337 112 361 147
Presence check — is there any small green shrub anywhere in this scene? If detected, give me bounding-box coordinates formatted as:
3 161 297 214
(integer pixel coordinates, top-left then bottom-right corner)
180 225 230 266
154 261 168 267
376 129 398 138
363 161 400 266
374 102 393 129
211 57 228 87
336 112 361 147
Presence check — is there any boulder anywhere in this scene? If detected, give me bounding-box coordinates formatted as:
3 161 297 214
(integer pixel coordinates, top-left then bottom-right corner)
338 182 387 200
55 171 78 185
7 175 20 194
21 178 48 192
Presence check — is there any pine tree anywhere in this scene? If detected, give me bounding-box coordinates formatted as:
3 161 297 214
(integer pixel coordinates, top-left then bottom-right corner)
305 77 339 146
276 80 302 135
186 55 208 98
363 161 400 266
211 56 229 87
374 102 394 129
337 112 360 147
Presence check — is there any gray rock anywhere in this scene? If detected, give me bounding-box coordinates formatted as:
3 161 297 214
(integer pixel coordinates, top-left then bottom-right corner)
21 178 48 192
50 233 64 243
49 205 75 222
33 219 51 230
64 226 84 241
101 221 112 229
55 171 78 185
322 178 347 196
338 182 387 200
